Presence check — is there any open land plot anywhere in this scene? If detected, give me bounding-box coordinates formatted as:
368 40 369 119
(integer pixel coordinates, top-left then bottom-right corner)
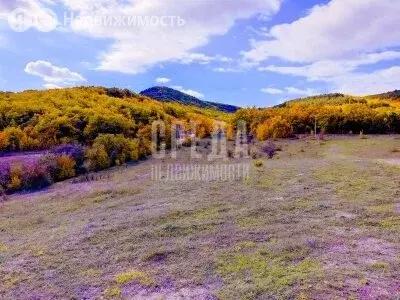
0 136 399 299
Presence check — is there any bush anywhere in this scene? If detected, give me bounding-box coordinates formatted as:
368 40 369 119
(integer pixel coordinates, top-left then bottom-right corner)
7 164 22 192
56 155 76 180
50 144 85 167
0 159 54 193
38 154 58 178
3 161 53 193
0 132 7 151
92 134 139 166
86 145 110 171
21 162 52 190
39 153 76 182
0 127 39 152
0 163 11 190
84 115 135 140
262 141 277 159
254 160 263 167
0 153 80 194
20 135 40 150
0 127 24 151
137 125 152 157
256 117 293 140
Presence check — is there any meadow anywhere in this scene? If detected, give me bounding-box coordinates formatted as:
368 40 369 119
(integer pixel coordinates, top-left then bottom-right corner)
0 135 399 299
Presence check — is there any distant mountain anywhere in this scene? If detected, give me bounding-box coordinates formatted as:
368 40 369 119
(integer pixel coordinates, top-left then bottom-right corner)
140 86 239 113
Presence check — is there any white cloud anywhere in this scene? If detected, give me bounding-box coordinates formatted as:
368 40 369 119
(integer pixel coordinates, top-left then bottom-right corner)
259 51 400 80
260 54 400 95
25 60 86 83
250 0 400 95
155 77 171 84
285 87 318 97
177 53 232 65
213 67 241 73
1 0 58 33
172 85 205 99
261 87 318 96
63 0 282 73
261 87 283 95
243 0 400 63
40 0 57 5
43 83 62 89
328 66 400 95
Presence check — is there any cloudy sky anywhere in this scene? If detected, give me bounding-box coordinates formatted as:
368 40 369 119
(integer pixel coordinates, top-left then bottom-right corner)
0 0 399 107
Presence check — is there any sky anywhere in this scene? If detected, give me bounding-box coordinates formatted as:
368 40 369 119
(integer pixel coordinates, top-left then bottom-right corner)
0 0 399 107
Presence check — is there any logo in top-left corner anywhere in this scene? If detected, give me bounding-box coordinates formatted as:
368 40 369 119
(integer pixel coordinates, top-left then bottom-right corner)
8 7 58 33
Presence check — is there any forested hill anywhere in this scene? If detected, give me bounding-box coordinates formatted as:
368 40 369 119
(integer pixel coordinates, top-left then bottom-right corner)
0 86 235 194
140 86 239 113
275 91 400 107
275 93 350 107
0 86 231 153
369 90 400 100
236 90 400 139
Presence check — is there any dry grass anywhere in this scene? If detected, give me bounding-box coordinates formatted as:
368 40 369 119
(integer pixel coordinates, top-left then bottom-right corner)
0 136 399 299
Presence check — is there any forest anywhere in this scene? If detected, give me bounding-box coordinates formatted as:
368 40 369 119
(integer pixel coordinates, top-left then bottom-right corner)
0 87 229 194
235 92 400 140
0 87 399 193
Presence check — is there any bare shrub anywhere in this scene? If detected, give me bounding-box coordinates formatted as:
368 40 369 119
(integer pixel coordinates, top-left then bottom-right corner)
359 130 368 139
262 141 277 159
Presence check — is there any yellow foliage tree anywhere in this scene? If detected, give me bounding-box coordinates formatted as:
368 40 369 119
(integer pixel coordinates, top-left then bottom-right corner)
56 155 76 180
256 116 293 140
87 145 110 171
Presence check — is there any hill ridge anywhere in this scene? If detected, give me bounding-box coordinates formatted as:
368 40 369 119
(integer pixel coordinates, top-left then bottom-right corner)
140 86 239 113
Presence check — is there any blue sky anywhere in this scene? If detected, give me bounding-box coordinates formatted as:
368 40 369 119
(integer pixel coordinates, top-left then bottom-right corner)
0 0 399 107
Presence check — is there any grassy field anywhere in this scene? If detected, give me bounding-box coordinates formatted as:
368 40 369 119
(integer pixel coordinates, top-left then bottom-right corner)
0 136 399 299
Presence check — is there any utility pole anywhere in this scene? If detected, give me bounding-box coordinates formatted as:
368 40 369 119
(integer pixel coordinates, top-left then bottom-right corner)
311 115 317 136
314 115 317 135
